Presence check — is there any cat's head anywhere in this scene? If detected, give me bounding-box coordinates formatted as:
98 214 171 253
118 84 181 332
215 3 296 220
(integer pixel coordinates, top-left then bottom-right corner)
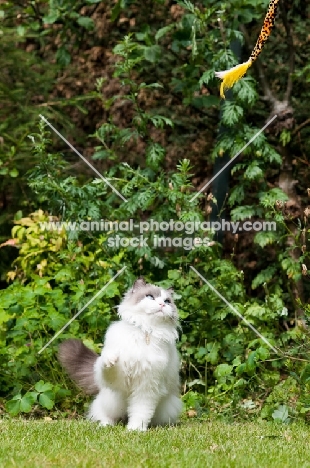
118 278 178 325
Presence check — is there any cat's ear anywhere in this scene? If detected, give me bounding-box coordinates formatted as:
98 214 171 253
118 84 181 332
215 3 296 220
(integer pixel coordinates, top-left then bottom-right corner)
132 277 146 292
167 287 174 294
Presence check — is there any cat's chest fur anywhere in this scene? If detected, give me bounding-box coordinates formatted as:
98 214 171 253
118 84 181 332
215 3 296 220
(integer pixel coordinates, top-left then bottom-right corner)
105 321 173 369
98 320 177 393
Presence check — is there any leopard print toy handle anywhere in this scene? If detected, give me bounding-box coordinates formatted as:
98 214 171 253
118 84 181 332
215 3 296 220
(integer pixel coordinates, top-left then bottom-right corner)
215 0 280 98
249 0 280 63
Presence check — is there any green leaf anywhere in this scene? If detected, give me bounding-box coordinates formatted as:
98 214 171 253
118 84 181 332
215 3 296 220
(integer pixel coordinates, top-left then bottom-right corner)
300 364 310 384
14 210 23 221
0 309 12 325
17 26 26 37
254 231 278 248
244 162 263 180
56 47 71 67
246 351 257 372
206 342 220 365
236 363 247 375
47 311 67 331
39 392 55 410
149 115 173 128
234 77 258 106
20 392 38 413
231 205 257 221
199 70 215 87
168 270 181 281
272 405 289 423
221 102 244 126
266 147 282 165
119 128 139 145
259 188 289 207
35 380 53 393
281 257 301 281
257 347 269 361
9 168 19 178
6 398 21 416
103 282 119 298
77 17 95 30
246 304 266 319
155 24 174 41
111 4 121 21
280 129 291 146
143 45 161 63
111 0 126 21
252 266 277 289
214 363 233 378
146 143 165 167
55 388 71 399
43 11 59 24
150 256 165 269
229 185 245 206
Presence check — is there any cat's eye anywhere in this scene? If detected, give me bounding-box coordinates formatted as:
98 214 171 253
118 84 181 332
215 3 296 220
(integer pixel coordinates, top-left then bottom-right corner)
146 294 155 300
164 299 171 304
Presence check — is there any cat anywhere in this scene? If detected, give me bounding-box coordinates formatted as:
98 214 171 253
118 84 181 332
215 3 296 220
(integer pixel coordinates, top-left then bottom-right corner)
58 277 182 431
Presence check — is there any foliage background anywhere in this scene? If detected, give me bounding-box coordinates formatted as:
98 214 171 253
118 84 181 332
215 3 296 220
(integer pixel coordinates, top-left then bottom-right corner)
0 0 310 422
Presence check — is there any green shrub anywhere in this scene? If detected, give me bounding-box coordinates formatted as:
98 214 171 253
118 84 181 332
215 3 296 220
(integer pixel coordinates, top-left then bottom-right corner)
1 2 310 422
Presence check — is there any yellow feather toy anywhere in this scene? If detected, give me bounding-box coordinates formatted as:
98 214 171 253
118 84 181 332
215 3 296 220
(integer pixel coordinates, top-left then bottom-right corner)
215 0 280 98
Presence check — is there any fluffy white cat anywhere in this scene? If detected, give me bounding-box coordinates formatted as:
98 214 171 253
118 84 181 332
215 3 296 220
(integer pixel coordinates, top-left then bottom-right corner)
58 278 182 431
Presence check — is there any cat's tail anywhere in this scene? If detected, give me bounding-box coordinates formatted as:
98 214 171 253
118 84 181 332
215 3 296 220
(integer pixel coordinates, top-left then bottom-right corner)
58 339 99 395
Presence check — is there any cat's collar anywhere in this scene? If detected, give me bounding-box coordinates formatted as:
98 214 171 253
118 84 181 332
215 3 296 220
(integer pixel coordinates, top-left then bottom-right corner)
125 319 153 345
123 317 178 344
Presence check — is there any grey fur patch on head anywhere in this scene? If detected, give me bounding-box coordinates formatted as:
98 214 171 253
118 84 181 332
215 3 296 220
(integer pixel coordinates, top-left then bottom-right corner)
124 278 176 310
131 277 147 291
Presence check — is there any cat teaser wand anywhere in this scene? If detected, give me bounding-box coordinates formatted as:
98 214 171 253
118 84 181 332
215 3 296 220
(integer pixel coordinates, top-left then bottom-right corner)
215 0 280 98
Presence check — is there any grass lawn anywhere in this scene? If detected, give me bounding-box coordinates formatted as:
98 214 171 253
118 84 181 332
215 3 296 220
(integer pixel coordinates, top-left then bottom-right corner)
0 419 309 468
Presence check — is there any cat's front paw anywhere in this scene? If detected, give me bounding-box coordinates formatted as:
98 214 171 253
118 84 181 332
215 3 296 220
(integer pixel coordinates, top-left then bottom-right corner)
101 353 119 368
